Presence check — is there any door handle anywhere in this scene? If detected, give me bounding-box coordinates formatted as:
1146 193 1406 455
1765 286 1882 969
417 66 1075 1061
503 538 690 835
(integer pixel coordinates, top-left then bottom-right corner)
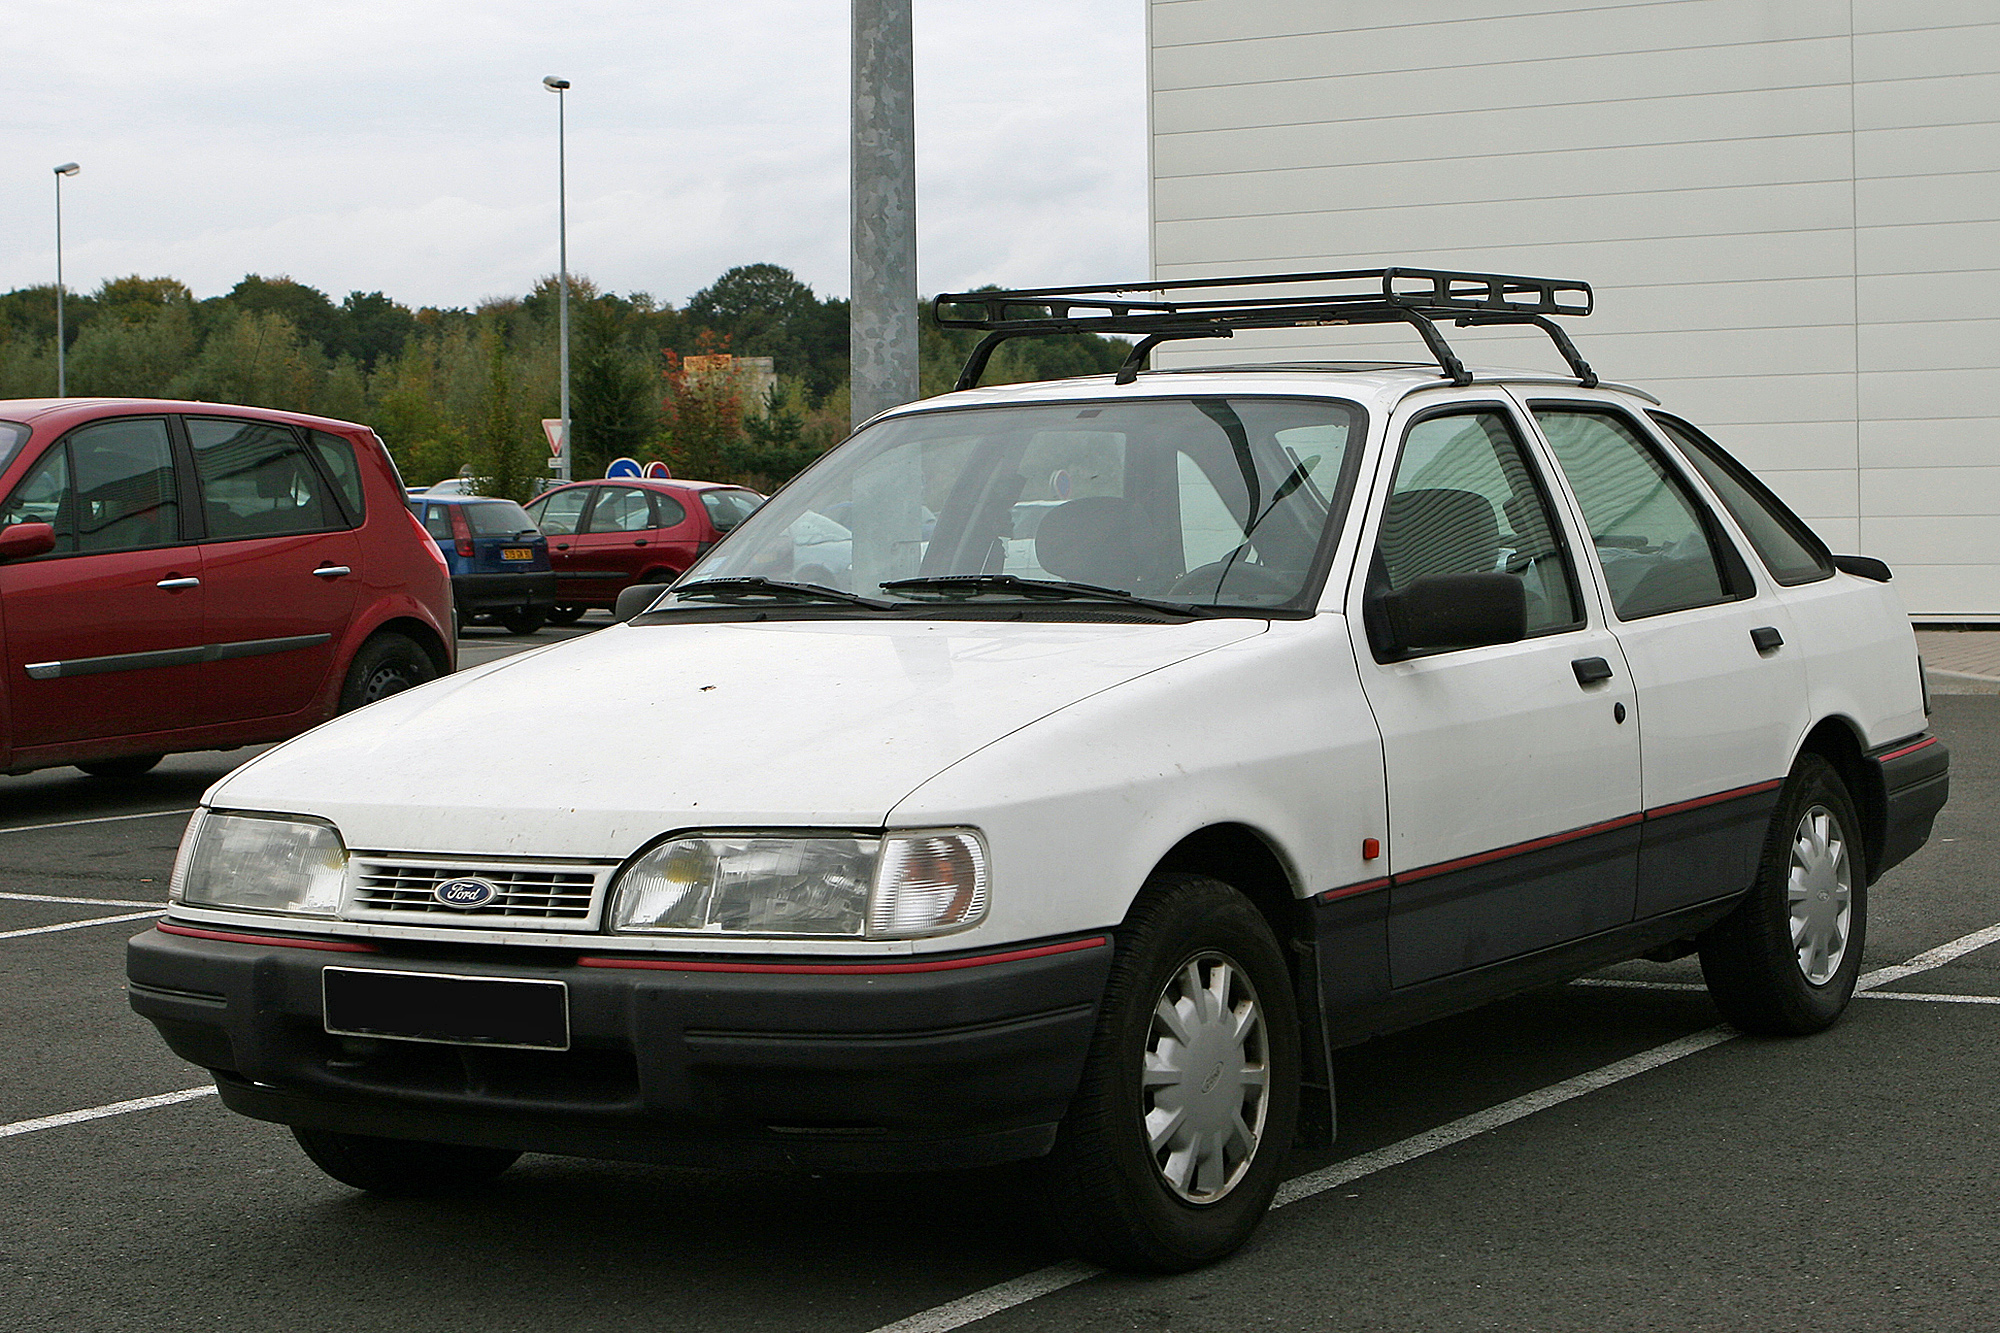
555 542 571 550
311 565 352 579
155 576 200 590
633 539 648 547
1572 656 1614 686
1751 626 1784 654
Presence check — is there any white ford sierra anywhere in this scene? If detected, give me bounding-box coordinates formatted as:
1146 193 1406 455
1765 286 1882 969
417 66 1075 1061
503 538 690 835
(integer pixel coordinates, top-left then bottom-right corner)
129 271 1948 1271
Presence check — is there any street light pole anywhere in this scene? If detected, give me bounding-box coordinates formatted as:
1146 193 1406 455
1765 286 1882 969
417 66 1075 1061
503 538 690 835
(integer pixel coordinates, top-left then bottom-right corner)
52 162 80 398
543 77 572 483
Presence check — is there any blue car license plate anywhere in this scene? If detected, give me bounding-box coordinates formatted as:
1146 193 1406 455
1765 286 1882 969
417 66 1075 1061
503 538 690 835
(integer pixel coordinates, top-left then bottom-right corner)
501 547 533 561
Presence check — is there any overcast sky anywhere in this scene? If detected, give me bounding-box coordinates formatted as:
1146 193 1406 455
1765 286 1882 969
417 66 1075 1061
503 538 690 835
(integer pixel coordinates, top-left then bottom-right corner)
3 0 1149 311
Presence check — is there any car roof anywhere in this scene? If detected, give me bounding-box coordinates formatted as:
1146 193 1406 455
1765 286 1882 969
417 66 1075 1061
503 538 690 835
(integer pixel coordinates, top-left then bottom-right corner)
866 363 1660 425
0 397 371 433
539 478 757 495
414 494 525 506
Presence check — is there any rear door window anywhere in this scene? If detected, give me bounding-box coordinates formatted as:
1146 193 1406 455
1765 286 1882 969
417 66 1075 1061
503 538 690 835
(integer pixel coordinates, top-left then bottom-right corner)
1531 407 1743 620
187 417 341 540
585 486 654 533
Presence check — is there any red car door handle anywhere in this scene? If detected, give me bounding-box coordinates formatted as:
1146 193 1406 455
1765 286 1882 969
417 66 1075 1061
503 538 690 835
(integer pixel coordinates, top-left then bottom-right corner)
312 565 352 579
555 542 571 550
633 539 648 547
156 576 201 590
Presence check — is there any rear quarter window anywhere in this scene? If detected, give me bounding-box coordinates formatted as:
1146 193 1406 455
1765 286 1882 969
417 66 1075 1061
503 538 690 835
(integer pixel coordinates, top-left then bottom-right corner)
307 430 367 523
1650 413 1833 586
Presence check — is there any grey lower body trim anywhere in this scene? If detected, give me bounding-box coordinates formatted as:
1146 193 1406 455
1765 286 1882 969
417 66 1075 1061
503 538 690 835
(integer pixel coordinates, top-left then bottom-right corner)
25 633 333 681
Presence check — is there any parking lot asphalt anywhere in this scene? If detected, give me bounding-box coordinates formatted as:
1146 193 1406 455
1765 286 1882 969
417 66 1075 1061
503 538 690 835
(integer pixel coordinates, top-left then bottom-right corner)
2 623 1995 1332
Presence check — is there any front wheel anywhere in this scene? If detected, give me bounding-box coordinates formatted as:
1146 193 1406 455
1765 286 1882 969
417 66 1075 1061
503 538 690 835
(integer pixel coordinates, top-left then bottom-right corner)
1036 873 1300 1272
338 632 439 713
291 1127 519 1195
545 604 586 626
1698 752 1867 1035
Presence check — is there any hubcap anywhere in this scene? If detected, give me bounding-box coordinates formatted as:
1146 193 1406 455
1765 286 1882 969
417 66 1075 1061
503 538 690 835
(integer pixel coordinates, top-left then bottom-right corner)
363 666 414 705
1788 803 1853 985
1141 951 1269 1204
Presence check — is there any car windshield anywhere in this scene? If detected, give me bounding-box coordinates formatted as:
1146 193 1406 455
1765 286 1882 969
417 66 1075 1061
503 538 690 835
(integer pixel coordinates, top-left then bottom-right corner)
700 489 762 532
674 396 1361 613
460 500 539 535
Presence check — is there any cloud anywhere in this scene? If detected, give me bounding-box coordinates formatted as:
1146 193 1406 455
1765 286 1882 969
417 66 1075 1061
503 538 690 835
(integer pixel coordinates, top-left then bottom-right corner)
1 0 1146 309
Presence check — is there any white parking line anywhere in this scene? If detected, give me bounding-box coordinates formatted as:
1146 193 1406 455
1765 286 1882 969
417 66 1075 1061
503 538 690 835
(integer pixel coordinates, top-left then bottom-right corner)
865 919 2000 1333
0 909 165 940
0 809 193 836
0 1086 216 1140
0 891 170 909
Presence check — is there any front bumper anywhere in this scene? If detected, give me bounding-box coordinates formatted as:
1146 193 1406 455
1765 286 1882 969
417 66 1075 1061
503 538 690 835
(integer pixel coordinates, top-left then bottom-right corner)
127 923 1111 1171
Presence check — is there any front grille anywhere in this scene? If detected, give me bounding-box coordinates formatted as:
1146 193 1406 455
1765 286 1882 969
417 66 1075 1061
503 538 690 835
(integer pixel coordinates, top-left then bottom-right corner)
348 857 614 928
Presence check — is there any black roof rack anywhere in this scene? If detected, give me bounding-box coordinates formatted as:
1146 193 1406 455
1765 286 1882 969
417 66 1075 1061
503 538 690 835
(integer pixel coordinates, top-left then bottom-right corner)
932 267 1597 392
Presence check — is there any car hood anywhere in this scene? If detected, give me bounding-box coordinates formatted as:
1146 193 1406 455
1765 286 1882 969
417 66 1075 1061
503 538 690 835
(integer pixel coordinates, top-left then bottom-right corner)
211 616 1267 857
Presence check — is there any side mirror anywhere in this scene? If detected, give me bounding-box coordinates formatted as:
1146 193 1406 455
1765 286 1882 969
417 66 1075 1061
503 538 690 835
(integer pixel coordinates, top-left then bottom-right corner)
0 522 56 562
1373 572 1527 656
613 582 672 623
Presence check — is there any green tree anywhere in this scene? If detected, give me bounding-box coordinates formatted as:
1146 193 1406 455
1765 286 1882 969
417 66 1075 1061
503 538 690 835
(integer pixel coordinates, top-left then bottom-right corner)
173 308 324 412
220 275 342 353
68 303 198 397
686 264 847 403
332 291 417 369
659 340 743 481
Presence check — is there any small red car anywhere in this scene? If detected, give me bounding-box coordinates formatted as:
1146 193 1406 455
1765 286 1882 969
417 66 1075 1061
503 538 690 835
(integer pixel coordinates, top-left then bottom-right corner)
0 398 455 778
521 478 762 622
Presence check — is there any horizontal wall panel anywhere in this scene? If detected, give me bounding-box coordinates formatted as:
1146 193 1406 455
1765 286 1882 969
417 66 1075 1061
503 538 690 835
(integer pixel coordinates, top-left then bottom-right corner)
1862 466 2000 516
1160 231 1859 294
1889 566 2000 619
1855 124 2000 179
1856 220 2000 274
1854 73 2000 130
1151 41 1850 133
1155 90 1854 180
1857 269 2000 321
1859 416 2000 468
1155 137 1857 223
1856 319 2000 372
1855 172 2000 228
1854 23 2000 83
1153 1 1852 88
1862 516 2000 564
1853 1 2000 35
1154 0 1675 48
1859 367 2000 419
1612 372 1857 425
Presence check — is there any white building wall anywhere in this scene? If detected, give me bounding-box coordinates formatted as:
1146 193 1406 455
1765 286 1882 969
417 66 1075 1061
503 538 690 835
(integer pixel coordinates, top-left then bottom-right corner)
1149 0 2000 619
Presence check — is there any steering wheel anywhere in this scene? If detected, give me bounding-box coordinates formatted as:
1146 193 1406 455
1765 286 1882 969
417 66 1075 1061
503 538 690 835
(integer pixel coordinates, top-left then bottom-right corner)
1168 554 1294 599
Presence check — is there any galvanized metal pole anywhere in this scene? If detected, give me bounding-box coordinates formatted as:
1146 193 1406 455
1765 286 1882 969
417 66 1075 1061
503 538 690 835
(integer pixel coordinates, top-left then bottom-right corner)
851 0 918 429
545 77 573 483
53 163 79 397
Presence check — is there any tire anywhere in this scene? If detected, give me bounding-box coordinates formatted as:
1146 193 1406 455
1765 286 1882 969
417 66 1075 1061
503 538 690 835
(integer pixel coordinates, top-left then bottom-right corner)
1035 873 1300 1272
1698 752 1867 1036
338 632 439 713
497 608 544 636
291 1127 519 1195
545 604 586 626
75 754 165 779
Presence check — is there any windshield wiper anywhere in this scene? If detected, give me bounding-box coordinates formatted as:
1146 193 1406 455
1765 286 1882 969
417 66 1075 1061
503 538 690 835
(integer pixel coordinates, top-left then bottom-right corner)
670 576 894 609
880 574 1204 616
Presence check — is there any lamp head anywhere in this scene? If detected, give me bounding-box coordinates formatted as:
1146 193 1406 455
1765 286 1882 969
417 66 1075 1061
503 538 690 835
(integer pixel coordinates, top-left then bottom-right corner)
54 162 80 176
542 76 569 91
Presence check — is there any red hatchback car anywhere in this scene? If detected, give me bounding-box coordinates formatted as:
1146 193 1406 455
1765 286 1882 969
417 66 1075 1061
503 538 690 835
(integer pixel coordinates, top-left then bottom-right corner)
521 478 762 622
0 399 455 778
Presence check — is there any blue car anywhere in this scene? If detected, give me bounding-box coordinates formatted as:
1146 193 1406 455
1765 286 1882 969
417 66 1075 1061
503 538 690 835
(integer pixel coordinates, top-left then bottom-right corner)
408 495 555 635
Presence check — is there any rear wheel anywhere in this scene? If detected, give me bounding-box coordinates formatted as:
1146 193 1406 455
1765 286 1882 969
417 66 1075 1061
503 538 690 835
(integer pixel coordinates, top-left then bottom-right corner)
291 1127 519 1195
545 604 586 626
1698 752 1867 1035
497 608 544 636
1036 873 1299 1272
75 754 164 779
338 632 439 713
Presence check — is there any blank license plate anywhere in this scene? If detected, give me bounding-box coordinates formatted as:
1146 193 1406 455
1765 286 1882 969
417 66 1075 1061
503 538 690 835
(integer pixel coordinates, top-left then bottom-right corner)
322 967 569 1050
501 547 534 561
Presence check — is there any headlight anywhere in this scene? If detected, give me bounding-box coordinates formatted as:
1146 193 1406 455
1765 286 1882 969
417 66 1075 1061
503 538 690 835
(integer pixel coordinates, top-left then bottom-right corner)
170 810 347 917
609 829 988 939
